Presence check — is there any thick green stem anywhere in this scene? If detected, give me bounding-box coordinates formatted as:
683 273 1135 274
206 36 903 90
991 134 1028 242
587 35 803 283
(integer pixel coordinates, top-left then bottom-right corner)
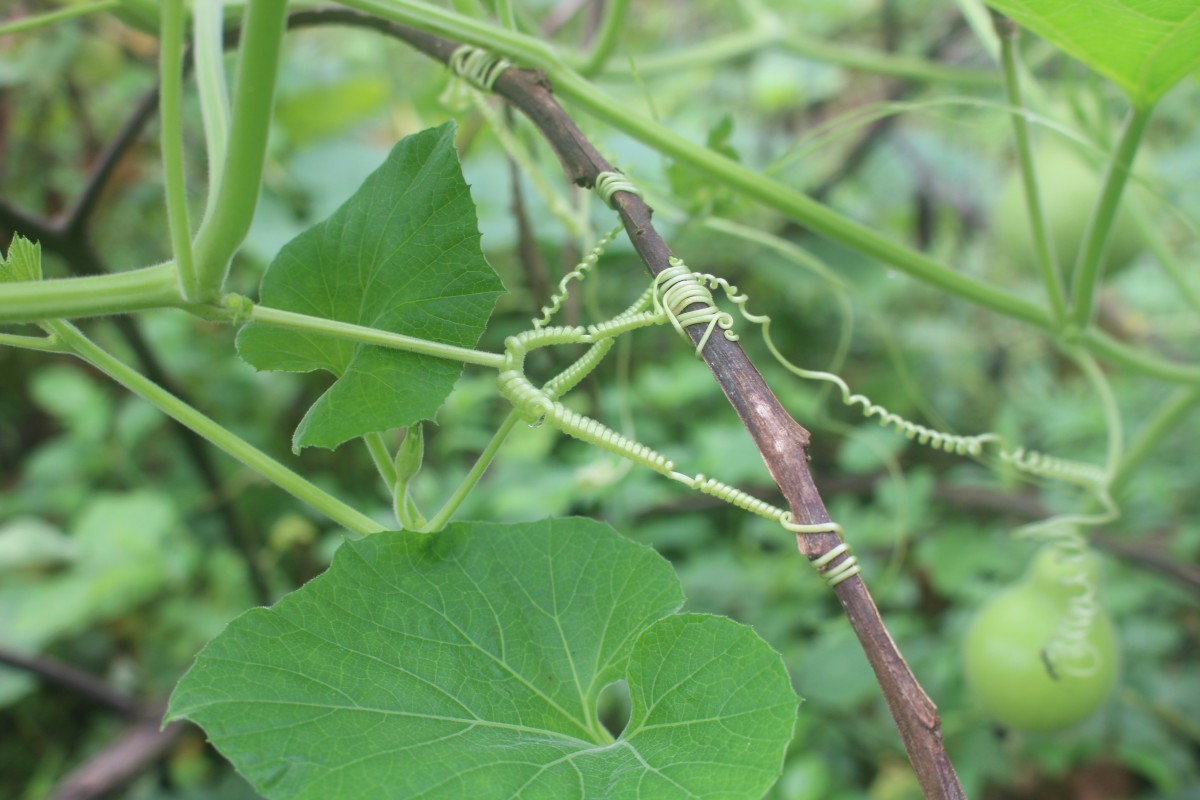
192 0 287 300
495 0 516 29
607 27 771 76
0 332 66 352
1083 329 1200 385
340 0 1047 327
998 20 1066 325
194 0 231 215
1111 386 1200 494
779 33 997 87
0 264 182 323
597 25 996 87
44 320 384 537
160 0 200 300
248 304 507 369
556 70 1050 324
0 1 119 35
340 0 560 67
1070 105 1153 328
576 0 628 77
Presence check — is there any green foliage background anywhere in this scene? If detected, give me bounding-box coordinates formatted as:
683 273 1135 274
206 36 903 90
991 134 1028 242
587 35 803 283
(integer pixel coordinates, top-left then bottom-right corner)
2 1 1199 798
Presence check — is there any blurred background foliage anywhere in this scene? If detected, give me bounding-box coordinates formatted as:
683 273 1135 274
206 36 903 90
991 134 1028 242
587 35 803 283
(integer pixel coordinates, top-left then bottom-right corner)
1 0 1199 798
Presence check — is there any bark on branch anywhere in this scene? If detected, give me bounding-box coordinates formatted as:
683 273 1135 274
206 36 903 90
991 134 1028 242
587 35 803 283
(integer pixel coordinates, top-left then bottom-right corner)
289 9 964 798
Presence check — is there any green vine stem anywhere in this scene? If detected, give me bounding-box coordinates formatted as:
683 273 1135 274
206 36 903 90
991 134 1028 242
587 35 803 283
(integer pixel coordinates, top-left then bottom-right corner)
495 0 516 30
0 264 182 323
598 24 997 87
0 1 119 35
1070 104 1153 328
0 332 66 352
338 0 1048 328
997 17 1067 325
247 303 506 369
333 2 1200 387
1111 386 1200 495
1128 202 1200 314
192 0 288 300
42 319 385 538
574 0 628 77
160 0 200 301
364 432 398 492
423 410 520 532
1082 329 1200 385
194 0 232 218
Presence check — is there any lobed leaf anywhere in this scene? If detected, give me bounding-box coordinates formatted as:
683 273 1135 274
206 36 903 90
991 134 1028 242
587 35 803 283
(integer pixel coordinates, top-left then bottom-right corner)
168 519 799 799
237 122 505 451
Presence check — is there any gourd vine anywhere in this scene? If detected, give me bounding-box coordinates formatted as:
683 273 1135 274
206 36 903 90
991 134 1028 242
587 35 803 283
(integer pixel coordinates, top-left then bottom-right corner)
398 159 1121 597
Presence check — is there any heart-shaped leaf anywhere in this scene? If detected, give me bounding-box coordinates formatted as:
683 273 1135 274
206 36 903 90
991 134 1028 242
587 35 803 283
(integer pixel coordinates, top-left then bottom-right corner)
988 1 1200 108
237 122 505 451
168 519 799 799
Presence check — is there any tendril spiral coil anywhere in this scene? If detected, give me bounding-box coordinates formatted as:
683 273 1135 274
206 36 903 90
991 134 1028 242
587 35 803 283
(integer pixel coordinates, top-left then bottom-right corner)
653 259 738 358
594 171 643 208
669 473 789 521
533 226 622 330
448 46 512 91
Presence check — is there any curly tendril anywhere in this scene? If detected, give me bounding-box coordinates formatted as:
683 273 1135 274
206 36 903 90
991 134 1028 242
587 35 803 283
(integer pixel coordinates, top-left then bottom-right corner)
694 271 1113 503
494 233 1120 599
533 225 623 330
653 259 738 358
594 171 643 208
448 46 512 91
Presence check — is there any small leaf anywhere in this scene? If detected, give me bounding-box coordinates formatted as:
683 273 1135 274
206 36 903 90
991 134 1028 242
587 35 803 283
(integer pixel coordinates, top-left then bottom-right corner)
169 519 799 799
988 1 1200 108
237 122 505 451
0 235 42 282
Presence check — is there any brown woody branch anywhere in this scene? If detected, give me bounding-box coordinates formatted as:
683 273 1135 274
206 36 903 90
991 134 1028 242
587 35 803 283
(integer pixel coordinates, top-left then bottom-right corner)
290 9 964 798
0 645 186 800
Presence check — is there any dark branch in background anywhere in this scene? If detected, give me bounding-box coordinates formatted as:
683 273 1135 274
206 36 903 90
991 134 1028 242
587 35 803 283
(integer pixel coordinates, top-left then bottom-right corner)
0 645 153 719
810 14 970 204
0 83 272 607
50 721 186 800
290 10 964 799
505 110 552 318
62 86 160 238
0 646 185 800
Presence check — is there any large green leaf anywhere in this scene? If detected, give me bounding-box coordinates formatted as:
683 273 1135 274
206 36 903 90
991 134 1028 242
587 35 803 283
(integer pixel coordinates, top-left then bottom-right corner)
237 122 505 451
987 1 1200 108
168 519 799 799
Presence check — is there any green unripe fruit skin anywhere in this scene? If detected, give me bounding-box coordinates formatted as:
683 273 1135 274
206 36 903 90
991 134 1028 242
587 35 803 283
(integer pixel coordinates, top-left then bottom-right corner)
992 145 1142 279
963 548 1119 732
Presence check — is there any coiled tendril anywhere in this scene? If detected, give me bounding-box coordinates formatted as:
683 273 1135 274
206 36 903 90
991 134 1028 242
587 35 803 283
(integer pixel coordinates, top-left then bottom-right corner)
594 171 643 208
491 228 1119 596
448 46 512 91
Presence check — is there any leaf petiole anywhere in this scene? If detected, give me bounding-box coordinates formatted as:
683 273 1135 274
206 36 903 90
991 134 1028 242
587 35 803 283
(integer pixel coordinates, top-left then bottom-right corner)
42 319 385 537
247 303 507 369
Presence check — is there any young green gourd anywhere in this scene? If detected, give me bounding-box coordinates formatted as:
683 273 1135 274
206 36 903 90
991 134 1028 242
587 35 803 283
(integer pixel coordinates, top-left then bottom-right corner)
963 544 1119 732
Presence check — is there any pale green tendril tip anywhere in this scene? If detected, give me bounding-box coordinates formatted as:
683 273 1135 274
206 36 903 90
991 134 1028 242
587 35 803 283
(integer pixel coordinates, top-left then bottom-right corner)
448 45 512 91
